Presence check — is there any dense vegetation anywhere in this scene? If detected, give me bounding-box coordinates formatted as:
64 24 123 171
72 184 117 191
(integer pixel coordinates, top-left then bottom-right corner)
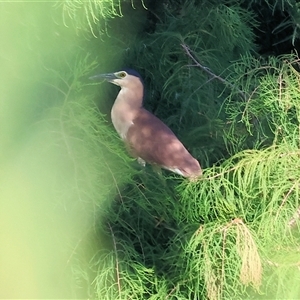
1 0 300 299
67 1 300 299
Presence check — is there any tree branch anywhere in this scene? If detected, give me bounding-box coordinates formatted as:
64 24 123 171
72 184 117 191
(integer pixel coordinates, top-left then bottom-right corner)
181 43 248 101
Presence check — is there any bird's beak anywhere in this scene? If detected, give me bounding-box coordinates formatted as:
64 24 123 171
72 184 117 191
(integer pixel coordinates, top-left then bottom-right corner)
89 73 117 82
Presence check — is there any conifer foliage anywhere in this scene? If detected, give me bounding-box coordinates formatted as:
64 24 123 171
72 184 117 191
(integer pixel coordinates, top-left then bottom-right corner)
55 0 300 299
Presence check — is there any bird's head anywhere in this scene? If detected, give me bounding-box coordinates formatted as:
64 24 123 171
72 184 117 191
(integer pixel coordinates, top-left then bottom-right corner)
90 68 143 89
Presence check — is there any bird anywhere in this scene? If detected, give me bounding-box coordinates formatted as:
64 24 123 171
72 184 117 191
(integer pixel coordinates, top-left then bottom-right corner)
90 68 202 179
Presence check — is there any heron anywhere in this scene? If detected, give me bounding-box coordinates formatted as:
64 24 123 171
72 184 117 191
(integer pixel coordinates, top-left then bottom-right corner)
90 69 202 179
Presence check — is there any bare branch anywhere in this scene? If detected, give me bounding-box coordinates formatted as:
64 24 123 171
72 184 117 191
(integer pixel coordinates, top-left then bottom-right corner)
181 43 248 101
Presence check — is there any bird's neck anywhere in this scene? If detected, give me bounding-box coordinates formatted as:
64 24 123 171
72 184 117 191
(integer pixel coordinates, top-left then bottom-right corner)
117 87 143 108
111 88 143 139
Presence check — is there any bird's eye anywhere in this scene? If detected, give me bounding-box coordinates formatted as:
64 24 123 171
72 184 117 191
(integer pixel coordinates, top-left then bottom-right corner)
118 71 127 78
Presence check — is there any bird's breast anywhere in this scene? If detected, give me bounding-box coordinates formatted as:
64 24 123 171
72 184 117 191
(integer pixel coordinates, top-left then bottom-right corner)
111 104 136 139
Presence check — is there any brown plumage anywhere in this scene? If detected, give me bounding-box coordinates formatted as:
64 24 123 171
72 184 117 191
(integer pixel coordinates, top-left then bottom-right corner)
90 69 202 179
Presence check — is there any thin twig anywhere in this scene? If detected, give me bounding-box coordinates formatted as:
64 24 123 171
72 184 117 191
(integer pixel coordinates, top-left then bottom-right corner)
104 161 123 203
220 225 228 299
181 43 248 101
241 85 260 119
288 206 300 228
165 284 178 299
275 180 298 222
108 222 121 296
266 259 300 268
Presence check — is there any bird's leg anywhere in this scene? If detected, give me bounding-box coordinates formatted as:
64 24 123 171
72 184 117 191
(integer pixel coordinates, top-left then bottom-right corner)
151 164 162 176
151 164 170 189
138 160 167 186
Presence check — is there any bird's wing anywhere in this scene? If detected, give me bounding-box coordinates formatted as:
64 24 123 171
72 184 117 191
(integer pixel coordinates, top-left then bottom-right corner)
126 108 201 177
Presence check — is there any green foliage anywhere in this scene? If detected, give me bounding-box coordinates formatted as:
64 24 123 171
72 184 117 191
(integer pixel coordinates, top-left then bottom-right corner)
225 54 300 153
246 0 296 11
40 53 139 223
30 0 300 299
122 0 258 167
77 1 300 299
272 1 300 46
55 0 147 37
246 0 300 47
87 143 300 299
